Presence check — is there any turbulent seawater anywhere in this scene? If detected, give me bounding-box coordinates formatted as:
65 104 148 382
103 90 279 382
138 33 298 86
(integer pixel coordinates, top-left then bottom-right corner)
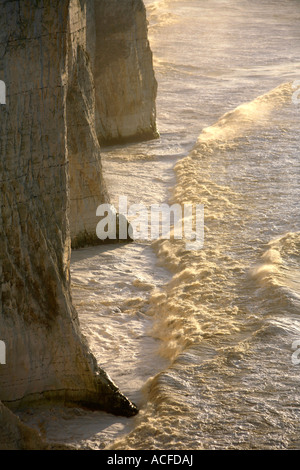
27 0 300 449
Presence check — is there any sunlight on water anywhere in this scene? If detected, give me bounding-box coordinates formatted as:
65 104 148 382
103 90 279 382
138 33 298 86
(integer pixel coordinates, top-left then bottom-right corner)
105 0 300 450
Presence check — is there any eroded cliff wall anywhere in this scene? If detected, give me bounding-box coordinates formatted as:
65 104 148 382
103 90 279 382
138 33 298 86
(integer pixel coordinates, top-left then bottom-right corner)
0 0 146 449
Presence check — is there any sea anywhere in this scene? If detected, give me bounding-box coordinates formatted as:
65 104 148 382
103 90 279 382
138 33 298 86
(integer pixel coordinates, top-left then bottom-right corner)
21 0 300 450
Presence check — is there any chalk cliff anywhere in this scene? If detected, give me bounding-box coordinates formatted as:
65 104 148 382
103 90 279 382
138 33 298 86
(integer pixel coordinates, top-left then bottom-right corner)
90 0 158 145
0 0 156 449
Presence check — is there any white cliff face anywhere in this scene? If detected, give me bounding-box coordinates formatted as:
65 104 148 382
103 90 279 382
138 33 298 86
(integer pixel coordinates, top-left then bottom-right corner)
91 0 158 145
0 0 77 403
0 0 148 449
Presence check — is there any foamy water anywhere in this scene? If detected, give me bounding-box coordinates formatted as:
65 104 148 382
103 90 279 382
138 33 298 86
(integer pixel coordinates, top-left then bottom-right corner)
106 0 300 450
22 0 300 449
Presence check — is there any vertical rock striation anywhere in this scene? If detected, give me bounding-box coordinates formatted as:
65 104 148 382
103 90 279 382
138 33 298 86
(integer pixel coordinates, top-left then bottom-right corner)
0 0 156 449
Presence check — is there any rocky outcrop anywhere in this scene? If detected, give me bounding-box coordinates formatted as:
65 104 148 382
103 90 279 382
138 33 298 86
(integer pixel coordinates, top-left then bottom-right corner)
0 0 156 450
90 0 158 145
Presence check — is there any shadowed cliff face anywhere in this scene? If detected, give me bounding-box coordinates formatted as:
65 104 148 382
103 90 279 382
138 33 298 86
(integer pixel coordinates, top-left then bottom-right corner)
0 0 154 449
